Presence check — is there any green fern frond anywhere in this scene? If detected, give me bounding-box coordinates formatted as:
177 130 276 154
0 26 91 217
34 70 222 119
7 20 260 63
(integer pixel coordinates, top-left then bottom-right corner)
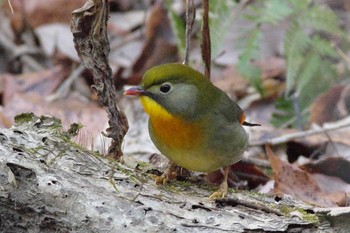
259 0 293 24
288 0 311 11
284 22 311 94
296 52 321 94
311 35 338 58
208 0 236 57
300 4 342 36
237 28 263 94
167 5 186 60
236 0 345 127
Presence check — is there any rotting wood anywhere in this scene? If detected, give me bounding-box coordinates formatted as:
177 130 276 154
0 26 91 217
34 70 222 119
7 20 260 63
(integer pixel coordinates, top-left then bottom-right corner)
0 113 344 232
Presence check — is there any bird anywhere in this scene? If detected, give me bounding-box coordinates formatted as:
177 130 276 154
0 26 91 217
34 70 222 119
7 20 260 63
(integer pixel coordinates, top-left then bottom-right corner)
124 63 258 198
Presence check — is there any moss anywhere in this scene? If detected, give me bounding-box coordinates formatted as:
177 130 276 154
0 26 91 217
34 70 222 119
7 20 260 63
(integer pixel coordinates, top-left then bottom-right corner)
161 181 183 194
200 183 221 193
66 123 84 138
14 112 35 125
298 209 319 223
136 161 150 169
278 205 319 223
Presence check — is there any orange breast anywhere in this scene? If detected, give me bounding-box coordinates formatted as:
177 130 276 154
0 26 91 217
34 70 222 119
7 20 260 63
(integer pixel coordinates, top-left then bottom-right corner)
140 96 202 150
150 115 202 150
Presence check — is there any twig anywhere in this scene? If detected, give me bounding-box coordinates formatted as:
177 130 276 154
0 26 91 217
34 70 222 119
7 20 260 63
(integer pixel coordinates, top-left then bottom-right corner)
292 92 304 130
183 0 195 65
110 29 143 51
7 0 14 14
250 116 350 146
201 0 211 79
336 46 350 69
0 26 44 71
216 197 283 216
241 156 271 169
324 131 341 157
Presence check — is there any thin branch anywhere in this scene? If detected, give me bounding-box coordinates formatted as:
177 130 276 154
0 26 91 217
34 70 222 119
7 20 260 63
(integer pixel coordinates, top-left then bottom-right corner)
201 0 211 79
183 0 195 65
250 116 350 146
215 197 283 216
0 26 44 71
8 0 14 14
241 156 271 169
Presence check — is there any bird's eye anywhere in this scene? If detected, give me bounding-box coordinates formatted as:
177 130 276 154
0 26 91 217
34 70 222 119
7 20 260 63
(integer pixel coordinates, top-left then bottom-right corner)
160 83 171 93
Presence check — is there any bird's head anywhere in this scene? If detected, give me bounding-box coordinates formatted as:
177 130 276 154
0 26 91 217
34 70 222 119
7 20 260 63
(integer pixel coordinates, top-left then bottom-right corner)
124 63 212 120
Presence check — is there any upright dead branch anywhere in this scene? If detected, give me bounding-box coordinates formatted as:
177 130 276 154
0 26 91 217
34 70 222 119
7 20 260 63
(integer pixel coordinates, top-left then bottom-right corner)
183 0 195 65
71 0 128 159
201 0 211 79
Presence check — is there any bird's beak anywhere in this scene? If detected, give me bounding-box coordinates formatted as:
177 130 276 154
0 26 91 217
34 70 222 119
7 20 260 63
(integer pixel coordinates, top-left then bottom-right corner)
123 86 145 96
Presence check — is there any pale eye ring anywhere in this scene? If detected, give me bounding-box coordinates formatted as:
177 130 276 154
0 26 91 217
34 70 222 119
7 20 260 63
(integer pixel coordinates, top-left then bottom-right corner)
160 83 171 93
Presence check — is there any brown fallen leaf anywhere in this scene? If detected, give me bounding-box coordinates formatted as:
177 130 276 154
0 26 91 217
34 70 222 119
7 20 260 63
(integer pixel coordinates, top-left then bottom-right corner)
301 156 350 184
214 57 285 101
2 0 86 30
35 24 79 62
1 65 67 105
253 56 285 80
309 84 350 125
311 173 350 207
113 1 178 89
207 161 269 190
284 123 350 162
212 65 249 100
266 145 337 207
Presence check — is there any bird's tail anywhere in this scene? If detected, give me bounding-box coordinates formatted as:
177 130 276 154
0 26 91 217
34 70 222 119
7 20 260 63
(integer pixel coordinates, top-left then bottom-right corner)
242 121 261 127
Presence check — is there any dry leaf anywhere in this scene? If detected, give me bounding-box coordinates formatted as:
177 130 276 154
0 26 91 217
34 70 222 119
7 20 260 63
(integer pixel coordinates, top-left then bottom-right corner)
207 161 269 189
35 24 79 61
3 0 86 30
266 145 337 207
302 157 350 183
311 174 350 207
212 65 249 100
253 57 285 80
309 85 345 125
114 1 178 89
1 65 67 105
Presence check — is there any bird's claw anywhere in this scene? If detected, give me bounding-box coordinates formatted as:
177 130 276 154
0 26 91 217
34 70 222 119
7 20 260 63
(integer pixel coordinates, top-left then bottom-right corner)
152 172 175 185
209 179 228 199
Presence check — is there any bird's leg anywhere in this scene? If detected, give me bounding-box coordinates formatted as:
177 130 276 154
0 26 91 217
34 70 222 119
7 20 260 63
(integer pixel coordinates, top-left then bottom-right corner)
154 161 180 185
209 166 229 199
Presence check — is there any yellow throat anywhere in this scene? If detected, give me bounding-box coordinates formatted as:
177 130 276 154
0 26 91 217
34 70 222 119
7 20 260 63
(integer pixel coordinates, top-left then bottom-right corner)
140 96 202 150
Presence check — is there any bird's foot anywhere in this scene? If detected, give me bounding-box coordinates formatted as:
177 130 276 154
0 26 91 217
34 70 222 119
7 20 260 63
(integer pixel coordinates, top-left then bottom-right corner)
209 180 228 199
209 166 230 199
153 161 180 185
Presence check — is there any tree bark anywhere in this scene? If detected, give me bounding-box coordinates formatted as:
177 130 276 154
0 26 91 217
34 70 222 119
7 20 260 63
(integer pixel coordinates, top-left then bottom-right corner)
0 113 346 232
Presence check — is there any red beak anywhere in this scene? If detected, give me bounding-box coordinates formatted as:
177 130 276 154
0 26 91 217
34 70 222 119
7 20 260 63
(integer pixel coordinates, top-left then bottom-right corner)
123 86 145 96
